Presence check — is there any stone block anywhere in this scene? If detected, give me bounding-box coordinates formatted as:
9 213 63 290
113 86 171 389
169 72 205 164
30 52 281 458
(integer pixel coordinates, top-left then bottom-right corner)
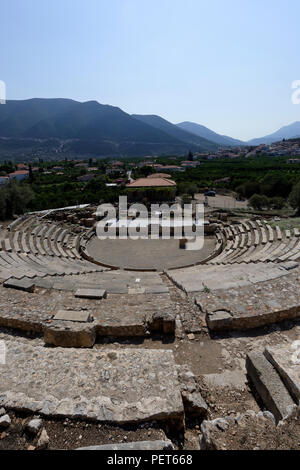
0 344 184 428
74 289 107 300
53 310 93 323
206 311 232 331
150 312 175 334
3 278 35 293
44 323 96 348
264 345 300 404
246 352 295 422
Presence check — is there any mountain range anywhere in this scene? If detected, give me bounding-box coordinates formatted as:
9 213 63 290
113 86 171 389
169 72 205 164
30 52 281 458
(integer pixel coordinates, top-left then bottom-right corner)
176 121 245 147
0 98 299 158
0 98 218 157
247 121 300 145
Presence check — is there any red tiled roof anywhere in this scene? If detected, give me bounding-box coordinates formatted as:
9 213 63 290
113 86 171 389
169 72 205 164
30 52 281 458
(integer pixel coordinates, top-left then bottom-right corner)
126 178 176 188
9 170 29 176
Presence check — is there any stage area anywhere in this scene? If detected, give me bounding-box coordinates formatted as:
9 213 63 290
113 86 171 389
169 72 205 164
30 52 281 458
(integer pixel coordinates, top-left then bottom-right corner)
86 236 216 271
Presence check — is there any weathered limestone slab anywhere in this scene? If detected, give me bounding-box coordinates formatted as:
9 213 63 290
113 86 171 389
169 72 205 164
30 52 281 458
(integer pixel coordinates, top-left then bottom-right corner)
280 261 299 271
145 286 169 294
53 310 93 323
167 262 289 294
246 352 295 422
264 345 300 403
177 365 208 418
205 311 233 331
74 289 107 299
77 440 174 450
195 268 300 331
0 284 175 344
128 287 146 295
149 312 176 335
0 342 184 427
44 322 96 348
3 278 35 293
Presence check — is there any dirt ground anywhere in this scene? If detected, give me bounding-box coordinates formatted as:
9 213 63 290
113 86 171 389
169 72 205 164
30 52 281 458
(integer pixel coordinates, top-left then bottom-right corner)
0 412 170 451
195 193 248 210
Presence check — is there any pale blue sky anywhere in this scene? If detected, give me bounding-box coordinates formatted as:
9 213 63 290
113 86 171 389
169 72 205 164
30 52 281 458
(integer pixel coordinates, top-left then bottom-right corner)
1 0 300 140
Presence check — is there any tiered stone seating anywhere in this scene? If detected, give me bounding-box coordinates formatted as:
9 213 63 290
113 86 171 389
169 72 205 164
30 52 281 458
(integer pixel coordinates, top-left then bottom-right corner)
210 221 300 265
166 261 292 294
0 215 108 282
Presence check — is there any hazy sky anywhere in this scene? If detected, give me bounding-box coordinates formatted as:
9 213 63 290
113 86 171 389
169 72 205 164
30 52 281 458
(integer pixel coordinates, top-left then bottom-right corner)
1 0 300 140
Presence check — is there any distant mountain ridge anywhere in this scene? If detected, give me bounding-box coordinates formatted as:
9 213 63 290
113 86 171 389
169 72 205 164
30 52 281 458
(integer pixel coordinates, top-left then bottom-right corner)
1 98 300 157
132 114 217 150
176 121 245 147
247 121 300 145
0 99 218 157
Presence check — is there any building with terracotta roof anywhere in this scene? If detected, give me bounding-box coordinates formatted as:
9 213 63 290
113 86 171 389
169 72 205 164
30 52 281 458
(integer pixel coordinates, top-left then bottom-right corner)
126 177 176 188
17 163 29 170
9 170 29 181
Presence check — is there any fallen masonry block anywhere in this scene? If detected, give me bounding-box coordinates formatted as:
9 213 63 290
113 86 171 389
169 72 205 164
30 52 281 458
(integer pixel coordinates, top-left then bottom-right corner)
182 392 208 418
44 322 96 348
177 364 208 418
53 310 93 323
206 311 233 331
246 352 295 422
3 278 35 293
74 288 107 299
264 345 300 404
149 312 176 335
0 342 184 429
76 440 174 451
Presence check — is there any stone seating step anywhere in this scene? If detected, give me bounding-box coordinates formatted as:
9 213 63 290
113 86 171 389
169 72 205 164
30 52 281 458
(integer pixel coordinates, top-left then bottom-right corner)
246 352 295 422
12 231 21 252
31 224 42 237
259 241 283 262
167 262 289 294
3 238 12 252
3 278 35 292
20 233 30 254
74 288 107 299
277 239 300 262
266 225 274 242
264 346 300 403
247 242 273 262
269 238 298 262
0 267 16 280
261 227 267 245
276 225 282 241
